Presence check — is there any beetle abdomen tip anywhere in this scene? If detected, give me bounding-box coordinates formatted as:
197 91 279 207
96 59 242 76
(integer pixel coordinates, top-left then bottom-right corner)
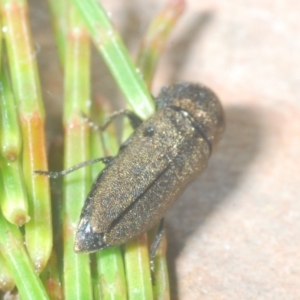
74 218 108 253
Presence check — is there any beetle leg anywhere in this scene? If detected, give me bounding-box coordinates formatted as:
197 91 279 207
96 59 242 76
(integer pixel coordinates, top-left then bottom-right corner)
82 109 143 131
34 156 113 179
149 218 164 278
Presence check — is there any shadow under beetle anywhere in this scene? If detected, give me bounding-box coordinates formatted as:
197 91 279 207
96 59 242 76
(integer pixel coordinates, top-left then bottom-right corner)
36 82 225 270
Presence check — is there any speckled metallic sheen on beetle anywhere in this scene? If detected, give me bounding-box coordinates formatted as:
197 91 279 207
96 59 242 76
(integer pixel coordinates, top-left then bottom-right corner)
74 82 225 253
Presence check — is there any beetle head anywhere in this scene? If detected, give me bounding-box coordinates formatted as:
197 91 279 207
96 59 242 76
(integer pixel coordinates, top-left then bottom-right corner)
155 82 225 149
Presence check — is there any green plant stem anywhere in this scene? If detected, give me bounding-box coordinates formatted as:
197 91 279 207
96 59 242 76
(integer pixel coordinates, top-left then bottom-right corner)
62 4 93 300
91 96 119 158
152 234 170 300
0 0 52 273
0 65 29 226
70 0 155 120
90 98 127 299
96 247 127 300
124 234 153 300
137 0 185 88
0 211 49 300
121 220 152 299
46 0 68 65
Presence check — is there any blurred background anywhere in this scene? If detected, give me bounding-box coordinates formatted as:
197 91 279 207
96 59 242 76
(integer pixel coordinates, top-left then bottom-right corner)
30 0 300 299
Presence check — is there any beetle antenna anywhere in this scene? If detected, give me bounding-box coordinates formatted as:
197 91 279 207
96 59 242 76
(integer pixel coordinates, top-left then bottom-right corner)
34 156 113 178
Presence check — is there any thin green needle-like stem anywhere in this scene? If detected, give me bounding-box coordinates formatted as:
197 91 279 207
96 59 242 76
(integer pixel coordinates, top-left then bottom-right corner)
0 0 52 273
137 0 185 89
46 0 68 65
124 235 153 300
96 246 127 300
92 96 119 158
89 98 127 299
0 65 29 227
70 0 155 120
62 4 93 300
0 211 49 300
152 234 170 300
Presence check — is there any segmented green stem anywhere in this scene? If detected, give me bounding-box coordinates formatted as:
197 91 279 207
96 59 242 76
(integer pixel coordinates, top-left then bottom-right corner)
62 4 93 300
0 210 49 300
46 0 68 65
0 65 29 227
137 0 185 88
70 0 155 120
90 98 127 300
0 0 52 273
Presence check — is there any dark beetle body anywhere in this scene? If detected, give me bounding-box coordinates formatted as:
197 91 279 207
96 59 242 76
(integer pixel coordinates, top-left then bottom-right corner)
74 82 225 253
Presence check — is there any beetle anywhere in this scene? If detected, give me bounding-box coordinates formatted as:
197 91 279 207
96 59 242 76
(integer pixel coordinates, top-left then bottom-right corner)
36 82 225 267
